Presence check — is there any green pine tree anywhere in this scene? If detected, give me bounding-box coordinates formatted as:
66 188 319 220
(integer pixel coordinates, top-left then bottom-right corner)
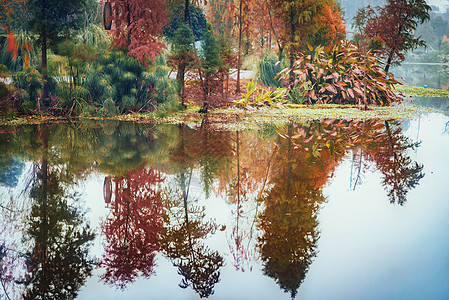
199 23 222 112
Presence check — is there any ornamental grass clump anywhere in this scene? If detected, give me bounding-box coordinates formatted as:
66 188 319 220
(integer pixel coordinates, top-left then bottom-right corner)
285 41 403 106
256 53 282 88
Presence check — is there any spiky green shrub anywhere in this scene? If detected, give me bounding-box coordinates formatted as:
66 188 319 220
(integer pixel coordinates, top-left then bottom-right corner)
143 56 178 106
12 68 43 111
256 54 282 88
285 41 403 106
48 40 178 116
84 50 177 114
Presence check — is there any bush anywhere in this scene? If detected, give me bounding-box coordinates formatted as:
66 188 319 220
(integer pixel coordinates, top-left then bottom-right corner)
0 82 13 116
256 54 282 88
285 41 403 106
12 68 42 107
83 50 177 114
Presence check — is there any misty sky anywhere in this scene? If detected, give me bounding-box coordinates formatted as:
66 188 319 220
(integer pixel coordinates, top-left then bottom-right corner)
428 0 449 12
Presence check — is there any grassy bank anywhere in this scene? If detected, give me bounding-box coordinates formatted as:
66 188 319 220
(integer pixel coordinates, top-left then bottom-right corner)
395 85 449 98
1 103 437 131
1 84 445 129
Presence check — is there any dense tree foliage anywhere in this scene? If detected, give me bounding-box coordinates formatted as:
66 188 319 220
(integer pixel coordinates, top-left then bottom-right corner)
101 167 166 288
167 23 197 105
107 0 168 63
163 4 207 42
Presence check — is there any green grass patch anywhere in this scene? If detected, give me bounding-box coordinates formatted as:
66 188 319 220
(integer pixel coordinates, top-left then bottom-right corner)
395 85 449 98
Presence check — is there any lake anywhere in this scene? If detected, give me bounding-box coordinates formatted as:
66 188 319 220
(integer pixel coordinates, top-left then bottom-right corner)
0 101 448 299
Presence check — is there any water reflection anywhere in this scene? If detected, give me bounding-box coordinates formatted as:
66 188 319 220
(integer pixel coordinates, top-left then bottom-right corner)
0 125 95 299
100 167 166 288
0 118 428 299
162 123 226 297
258 124 325 298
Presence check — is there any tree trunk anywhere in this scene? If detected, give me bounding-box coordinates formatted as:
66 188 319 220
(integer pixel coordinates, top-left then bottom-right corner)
177 62 186 106
41 35 49 107
289 7 295 84
185 0 194 32
267 8 283 64
384 49 394 74
236 0 243 93
40 125 49 269
126 1 131 48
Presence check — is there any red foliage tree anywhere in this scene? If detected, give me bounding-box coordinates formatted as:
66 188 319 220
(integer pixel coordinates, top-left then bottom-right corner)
101 167 166 288
108 0 169 63
354 0 431 73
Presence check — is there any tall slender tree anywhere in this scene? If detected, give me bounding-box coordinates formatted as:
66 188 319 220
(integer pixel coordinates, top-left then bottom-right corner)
270 0 345 82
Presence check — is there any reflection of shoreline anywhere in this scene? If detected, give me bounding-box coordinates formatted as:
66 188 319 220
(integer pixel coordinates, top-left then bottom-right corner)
412 96 449 114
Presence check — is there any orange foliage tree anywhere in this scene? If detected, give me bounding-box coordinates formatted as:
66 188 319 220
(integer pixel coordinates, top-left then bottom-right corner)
269 0 345 81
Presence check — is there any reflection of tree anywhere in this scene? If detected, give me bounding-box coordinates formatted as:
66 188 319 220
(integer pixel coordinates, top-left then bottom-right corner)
258 120 424 297
19 126 95 299
162 186 224 298
162 122 225 298
367 121 425 205
100 167 166 289
223 130 276 272
258 124 332 299
287 119 425 205
194 116 234 198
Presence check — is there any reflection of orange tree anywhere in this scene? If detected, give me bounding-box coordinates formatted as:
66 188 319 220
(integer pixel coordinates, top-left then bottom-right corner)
258 118 423 296
100 167 166 289
258 123 342 298
287 119 424 205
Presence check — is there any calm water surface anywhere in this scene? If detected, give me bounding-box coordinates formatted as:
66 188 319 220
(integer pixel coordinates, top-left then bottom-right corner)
0 105 448 299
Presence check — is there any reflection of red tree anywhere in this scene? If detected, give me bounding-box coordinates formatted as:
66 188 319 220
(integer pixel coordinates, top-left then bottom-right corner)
101 168 166 288
362 121 424 205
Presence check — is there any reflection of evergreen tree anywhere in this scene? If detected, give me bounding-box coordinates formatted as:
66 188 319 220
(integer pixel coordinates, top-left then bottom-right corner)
20 126 95 300
163 126 225 298
100 167 166 289
162 185 224 298
195 117 233 198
